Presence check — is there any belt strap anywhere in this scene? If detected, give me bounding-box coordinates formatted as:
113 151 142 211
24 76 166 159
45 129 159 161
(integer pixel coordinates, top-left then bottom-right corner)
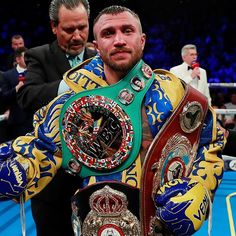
60 60 155 178
140 83 208 235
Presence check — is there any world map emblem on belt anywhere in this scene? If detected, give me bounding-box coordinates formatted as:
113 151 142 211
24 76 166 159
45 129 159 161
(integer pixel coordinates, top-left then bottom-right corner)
151 133 194 196
179 101 204 133
62 95 134 170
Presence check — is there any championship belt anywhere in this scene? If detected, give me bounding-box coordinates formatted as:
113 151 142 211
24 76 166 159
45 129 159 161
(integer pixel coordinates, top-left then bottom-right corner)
59 60 155 178
71 182 140 236
140 83 208 235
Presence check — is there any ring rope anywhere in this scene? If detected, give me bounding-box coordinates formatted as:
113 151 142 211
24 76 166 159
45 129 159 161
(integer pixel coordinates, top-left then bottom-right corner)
214 109 236 115
208 83 236 88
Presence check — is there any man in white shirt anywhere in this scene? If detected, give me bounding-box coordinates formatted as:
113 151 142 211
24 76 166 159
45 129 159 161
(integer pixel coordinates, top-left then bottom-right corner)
170 44 211 105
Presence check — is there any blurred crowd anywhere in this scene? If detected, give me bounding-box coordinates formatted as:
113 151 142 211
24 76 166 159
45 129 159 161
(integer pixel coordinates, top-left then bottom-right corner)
0 1 236 141
143 16 236 83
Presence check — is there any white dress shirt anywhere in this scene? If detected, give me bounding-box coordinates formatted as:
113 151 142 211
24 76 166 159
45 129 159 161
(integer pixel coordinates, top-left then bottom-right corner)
170 62 211 105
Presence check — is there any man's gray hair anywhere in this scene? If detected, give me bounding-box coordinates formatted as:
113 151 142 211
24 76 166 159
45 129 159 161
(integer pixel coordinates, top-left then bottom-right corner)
49 0 90 25
181 44 197 57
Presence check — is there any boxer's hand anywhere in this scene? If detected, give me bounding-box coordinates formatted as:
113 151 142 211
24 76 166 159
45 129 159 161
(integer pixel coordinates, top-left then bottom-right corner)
0 143 27 200
154 178 209 235
0 142 15 161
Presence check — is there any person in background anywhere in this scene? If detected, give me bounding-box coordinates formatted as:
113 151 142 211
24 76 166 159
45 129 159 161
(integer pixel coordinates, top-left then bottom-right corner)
16 0 96 235
211 91 227 126
0 72 10 143
170 44 211 105
17 0 96 113
0 110 9 143
1 47 33 141
218 126 236 171
6 34 25 69
0 5 225 236
224 92 236 130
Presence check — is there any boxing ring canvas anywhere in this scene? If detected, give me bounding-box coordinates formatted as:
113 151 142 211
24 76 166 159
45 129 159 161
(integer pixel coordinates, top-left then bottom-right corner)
195 170 236 236
0 200 36 235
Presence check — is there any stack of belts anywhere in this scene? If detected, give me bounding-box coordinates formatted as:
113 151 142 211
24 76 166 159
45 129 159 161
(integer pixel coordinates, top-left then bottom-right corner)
209 83 236 169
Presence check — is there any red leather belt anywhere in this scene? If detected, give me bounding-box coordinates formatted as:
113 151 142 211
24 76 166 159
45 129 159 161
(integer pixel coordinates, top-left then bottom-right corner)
140 83 208 235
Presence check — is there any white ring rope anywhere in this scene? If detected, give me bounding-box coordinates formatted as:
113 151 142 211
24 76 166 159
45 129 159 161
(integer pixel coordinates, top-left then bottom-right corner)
214 109 236 115
223 155 236 161
208 83 236 88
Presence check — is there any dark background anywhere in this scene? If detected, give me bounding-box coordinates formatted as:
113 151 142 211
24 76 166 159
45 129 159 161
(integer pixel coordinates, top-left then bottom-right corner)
1 0 236 83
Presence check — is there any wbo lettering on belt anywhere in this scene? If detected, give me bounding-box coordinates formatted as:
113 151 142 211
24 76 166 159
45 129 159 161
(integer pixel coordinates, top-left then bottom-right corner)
59 60 155 178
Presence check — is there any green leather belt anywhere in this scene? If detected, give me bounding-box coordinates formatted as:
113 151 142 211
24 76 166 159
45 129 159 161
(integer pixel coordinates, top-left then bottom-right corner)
59 60 155 178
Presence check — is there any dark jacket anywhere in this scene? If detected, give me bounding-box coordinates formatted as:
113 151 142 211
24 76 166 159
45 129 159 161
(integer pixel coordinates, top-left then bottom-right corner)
0 72 5 113
17 40 96 236
17 40 96 112
1 68 33 140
